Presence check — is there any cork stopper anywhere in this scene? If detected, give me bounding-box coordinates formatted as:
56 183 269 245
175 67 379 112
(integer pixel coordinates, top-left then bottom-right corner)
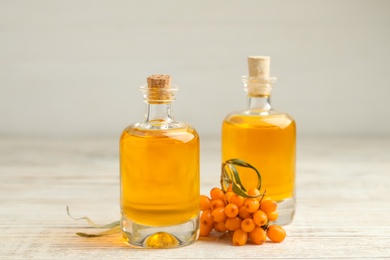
245 56 275 97
147 74 171 89
143 74 174 103
247 56 270 78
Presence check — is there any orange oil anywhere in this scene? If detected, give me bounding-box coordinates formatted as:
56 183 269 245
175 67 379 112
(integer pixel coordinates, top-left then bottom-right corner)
222 113 295 201
120 126 200 226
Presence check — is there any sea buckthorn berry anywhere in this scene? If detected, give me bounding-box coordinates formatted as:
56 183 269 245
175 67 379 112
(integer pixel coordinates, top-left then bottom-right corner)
241 217 255 233
232 228 247 246
267 211 279 222
244 198 260 213
225 203 239 218
199 223 213 237
226 183 233 192
267 225 286 243
253 210 268 227
225 216 242 231
261 196 272 202
230 194 245 208
260 199 278 213
212 207 227 223
249 227 267 245
214 221 227 233
210 187 225 201
247 187 261 200
200 209 214 227
200 195 212 211
210 199 226 211
238 206 252 219
225 191 234 204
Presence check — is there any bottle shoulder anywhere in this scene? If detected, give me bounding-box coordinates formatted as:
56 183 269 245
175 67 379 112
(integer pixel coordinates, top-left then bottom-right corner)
223 109 295 129
224 108 294 120
121 121 199 142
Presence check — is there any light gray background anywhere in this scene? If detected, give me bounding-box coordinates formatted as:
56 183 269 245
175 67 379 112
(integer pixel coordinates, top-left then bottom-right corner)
1 0 389 138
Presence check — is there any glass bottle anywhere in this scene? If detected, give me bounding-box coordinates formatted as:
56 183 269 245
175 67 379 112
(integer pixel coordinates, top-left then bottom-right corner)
120 74 200 248
221 56 296 225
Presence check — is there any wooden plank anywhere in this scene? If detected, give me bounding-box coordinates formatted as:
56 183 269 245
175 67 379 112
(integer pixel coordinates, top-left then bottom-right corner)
0 136 389 259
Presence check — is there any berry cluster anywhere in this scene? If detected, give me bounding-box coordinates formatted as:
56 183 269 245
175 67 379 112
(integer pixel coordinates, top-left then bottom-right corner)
200 185 286 246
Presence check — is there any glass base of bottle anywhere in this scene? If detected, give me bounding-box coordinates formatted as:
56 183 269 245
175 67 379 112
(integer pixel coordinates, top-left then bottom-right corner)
121 215 199 248
274 197 295 226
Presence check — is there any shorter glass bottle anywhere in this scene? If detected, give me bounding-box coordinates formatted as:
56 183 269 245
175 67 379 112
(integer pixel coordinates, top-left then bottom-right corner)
120 74 200 248
222 56 296 225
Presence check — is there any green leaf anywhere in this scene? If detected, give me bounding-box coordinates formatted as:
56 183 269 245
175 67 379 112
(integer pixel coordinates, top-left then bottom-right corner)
220 162 233 191
220 158 263 198
231 182 248 197
67 206 121 237
67 206 120 229
76 225 121 237
228 163 247 192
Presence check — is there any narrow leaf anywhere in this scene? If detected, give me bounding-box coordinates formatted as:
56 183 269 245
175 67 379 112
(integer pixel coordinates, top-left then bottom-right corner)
221 158 263 197
226 158 262 191
231 182 248 197
67 206 120 229
76 225 121 237
228 164 247 192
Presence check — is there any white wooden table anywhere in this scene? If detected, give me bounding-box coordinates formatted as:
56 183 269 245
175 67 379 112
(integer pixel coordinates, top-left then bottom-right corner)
1 136 389 259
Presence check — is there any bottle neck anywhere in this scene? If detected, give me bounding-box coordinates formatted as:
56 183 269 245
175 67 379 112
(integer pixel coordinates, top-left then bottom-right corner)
247 95 272 110
144 102 173 123
242 76 276 111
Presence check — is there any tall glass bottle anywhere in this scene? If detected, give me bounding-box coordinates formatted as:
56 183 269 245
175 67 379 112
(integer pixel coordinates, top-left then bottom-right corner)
120 74 200 248
222 56 296 225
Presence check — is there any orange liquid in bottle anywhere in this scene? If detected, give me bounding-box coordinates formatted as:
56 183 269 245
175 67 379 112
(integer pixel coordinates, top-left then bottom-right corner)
120 126 200 226
222 113 295 201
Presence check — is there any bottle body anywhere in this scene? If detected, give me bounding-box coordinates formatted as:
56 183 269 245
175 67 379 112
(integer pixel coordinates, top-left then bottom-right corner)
222 104 296 225
120 75 200 248
120 123 200 247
